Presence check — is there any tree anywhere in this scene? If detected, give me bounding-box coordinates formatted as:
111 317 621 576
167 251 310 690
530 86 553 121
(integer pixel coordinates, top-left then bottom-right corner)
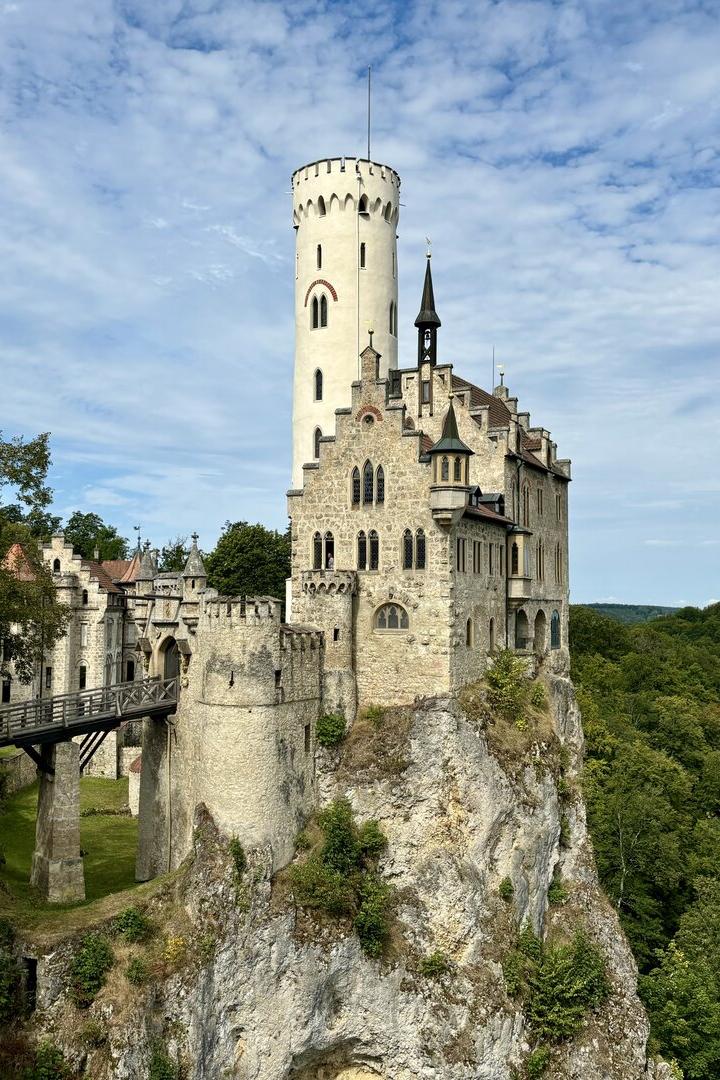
0 503 62 541
158 537 190 573
205 521 290 600
0 433 70 683
63 512 129 561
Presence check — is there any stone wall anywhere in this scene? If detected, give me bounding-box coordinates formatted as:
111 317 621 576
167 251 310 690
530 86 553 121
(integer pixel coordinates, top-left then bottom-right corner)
0 747 36 794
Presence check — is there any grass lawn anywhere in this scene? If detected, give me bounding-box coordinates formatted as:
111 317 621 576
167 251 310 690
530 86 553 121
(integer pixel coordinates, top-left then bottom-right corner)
0 776 140 917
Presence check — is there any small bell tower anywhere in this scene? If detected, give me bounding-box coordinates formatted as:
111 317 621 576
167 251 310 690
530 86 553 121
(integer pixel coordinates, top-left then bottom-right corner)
414 250 441 366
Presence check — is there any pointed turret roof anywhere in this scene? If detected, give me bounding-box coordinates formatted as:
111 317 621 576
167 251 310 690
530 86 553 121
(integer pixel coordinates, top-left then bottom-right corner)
182 534 206 578
137 541 157 581
429 399 473 456
414 257 441 329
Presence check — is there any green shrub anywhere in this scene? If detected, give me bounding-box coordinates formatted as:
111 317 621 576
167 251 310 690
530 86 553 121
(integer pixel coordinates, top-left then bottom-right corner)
23 1042 69 1079
547 876 568 906
486 651 528 726
291 798 391 956
69 933 114 1008
316 713 346 747
113 907 153 943
126 956 149 986
529 682 547 709
79 1019 107 1049
505 927 609 1046
362 705 385 727
148 1044 179 1080
0 918 22 1025
229 837 247 878
354 873 391 957
499 876 514 902
526 1046 551 1077
418 950 450 978
294 830 311 851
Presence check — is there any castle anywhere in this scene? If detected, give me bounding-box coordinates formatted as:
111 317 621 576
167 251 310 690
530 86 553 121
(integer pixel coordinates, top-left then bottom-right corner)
2 156 571 895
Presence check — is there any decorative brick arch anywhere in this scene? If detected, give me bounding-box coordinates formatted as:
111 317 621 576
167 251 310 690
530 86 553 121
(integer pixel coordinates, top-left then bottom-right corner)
356 405 383 423
304 279 338 306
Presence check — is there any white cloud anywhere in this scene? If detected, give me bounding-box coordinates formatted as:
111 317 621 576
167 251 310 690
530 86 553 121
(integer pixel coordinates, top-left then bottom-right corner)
0 0 718 602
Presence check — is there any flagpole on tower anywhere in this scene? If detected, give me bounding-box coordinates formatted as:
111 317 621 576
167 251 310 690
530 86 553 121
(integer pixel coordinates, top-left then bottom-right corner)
367 66 371 160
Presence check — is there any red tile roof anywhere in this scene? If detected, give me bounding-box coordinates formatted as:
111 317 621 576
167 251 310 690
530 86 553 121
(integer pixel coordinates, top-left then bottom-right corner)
81 559 122 594
452 375 512 429
463 503 514 528
2 542 35 581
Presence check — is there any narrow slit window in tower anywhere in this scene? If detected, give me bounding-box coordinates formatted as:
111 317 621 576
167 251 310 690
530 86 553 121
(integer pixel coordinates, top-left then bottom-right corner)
320 294 328 328
314 427 322 459
360 242 366 268
317 244 322 269
324 532 334 569
312 296 319 329
403 529 413 570
314 369 323 401
416 529 426 570
376 465 385 504
357 531 367 570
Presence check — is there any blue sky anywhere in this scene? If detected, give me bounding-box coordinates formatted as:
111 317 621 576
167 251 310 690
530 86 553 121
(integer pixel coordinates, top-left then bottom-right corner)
1 0 719 606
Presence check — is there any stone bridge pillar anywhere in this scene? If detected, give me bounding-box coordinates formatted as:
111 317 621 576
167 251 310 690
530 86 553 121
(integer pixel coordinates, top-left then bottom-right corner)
30 741 85 903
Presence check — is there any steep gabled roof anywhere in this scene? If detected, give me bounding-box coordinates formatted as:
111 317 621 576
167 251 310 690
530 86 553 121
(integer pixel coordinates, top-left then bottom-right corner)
81 559 122 594
451 375 512 430
1 542 35 581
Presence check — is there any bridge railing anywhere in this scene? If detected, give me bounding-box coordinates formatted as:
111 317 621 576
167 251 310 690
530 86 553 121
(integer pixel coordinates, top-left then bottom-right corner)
0 677 178 745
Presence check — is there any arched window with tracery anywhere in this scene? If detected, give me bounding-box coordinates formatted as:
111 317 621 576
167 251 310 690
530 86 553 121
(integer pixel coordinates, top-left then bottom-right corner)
357 531 367 570
312 296 319 329
314 369 323 401
402 529 413 570
314 427 322 459
374 603 409 631
320 294 328 327
551 610 561 649
441 456 449 482
376 465 385 504
363 460 374 504
369 529 379 570
351 467 361 506
416 529 426 570
312 532 322 570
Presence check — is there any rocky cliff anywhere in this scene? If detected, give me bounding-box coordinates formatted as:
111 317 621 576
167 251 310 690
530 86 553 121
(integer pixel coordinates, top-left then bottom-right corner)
16 673 671 1079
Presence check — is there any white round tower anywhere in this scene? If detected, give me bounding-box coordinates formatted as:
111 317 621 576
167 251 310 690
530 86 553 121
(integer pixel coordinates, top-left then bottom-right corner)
290 157 401 487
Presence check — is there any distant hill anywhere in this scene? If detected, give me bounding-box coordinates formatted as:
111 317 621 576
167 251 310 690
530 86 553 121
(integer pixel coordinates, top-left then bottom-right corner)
582 603 679 625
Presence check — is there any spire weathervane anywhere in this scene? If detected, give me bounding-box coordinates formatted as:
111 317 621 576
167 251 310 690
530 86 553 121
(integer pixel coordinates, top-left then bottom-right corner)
425 236 432 258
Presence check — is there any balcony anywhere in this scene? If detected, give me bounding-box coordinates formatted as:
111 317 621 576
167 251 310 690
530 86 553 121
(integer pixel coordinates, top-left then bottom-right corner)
508 575 532 599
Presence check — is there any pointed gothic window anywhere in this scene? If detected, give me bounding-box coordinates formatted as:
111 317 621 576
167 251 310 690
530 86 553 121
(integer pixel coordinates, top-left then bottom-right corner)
376 465 385 504
314 369 323 401
453 456 462 482
314 428 322 459
312 532 322 570
441 456 449 482
312 296 319 329
324 531 334 569
416 529 426 570
551 610 561 649
358 194 369 214
511 542 519 576
369 529 379 570
317 244 322 269
318 196 326 216
357 531 367 570
403 529 413 570
79 664 87 690
320 294 328 328
522 484 530 527
351 467 361 505
363 460 374 504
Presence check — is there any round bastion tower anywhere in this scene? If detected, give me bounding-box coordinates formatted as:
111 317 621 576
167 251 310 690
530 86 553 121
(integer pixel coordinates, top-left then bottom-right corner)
291 157 400 487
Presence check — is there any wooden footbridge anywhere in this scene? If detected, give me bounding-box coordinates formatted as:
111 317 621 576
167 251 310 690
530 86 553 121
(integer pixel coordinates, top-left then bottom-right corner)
0 677 178 773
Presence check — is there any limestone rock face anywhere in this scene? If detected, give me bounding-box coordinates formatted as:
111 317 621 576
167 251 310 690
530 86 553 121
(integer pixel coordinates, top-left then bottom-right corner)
32 676 659 1079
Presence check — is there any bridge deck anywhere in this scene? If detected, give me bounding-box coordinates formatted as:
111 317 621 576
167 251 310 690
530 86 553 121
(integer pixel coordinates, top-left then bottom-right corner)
0 677 178 749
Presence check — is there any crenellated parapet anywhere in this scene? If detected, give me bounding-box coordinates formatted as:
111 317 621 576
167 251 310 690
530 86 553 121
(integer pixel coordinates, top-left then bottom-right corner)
200 595 283 627
301 569 357 597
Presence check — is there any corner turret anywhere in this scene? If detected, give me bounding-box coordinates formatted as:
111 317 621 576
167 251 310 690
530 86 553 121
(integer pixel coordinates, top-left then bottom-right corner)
182 533 207 598
428 398 473 526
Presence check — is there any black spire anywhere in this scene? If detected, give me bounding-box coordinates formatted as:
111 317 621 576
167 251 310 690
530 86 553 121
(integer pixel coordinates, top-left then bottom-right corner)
429 399 473 456
415 255 441 365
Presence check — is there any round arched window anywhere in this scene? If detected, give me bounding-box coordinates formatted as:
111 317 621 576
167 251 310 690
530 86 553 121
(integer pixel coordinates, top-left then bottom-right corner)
374 603 409 631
